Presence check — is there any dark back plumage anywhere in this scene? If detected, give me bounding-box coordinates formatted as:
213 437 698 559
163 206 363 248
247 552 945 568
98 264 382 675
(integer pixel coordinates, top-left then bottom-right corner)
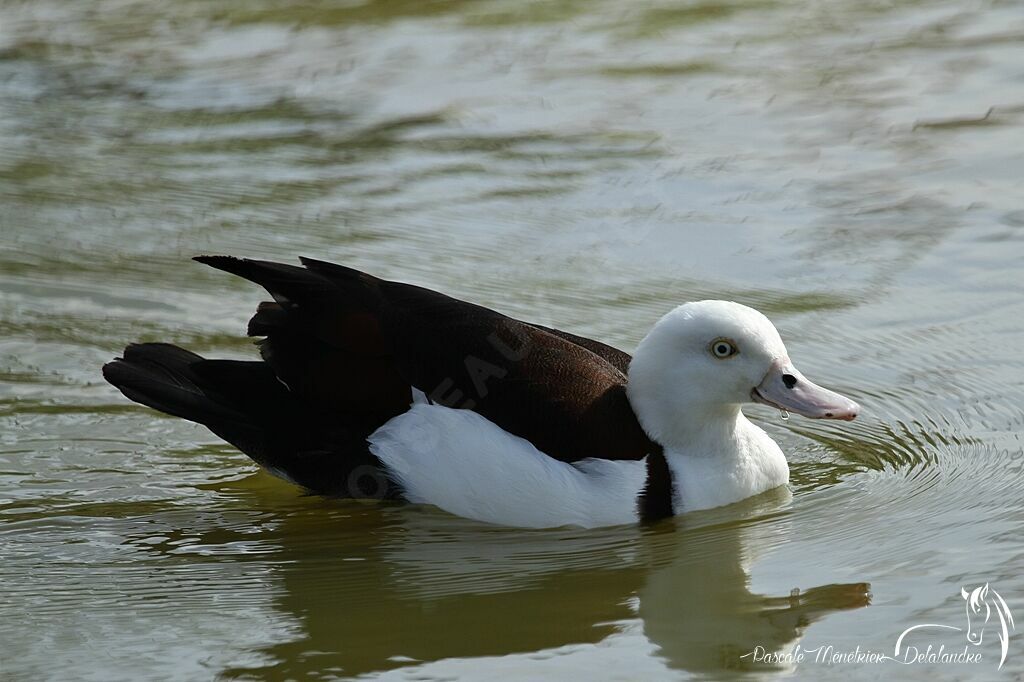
103 256 667 513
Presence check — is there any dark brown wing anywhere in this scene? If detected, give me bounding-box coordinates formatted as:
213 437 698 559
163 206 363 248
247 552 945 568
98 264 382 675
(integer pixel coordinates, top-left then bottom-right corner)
194 256 655 463
527 324 632 375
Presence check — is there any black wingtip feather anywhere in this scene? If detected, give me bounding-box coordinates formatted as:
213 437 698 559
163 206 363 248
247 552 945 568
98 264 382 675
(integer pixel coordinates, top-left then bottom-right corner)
193 254 234 266
193 254 254 278
247 301 288 337
297 256 368 282
193 254 337 300
196 254 368 282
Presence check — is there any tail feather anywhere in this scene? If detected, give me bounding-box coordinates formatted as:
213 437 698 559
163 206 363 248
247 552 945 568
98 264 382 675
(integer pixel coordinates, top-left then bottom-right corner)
102 344 248 428
103 342 397 499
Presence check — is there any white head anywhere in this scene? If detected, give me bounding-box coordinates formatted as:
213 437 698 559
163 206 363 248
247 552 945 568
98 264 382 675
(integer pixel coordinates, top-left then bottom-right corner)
627 301 858 448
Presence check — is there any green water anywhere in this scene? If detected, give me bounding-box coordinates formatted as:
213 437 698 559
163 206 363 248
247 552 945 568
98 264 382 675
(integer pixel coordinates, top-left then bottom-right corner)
2 0 1023 679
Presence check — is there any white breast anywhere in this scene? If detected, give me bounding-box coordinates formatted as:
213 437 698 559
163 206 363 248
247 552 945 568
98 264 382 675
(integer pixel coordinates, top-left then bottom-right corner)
666 418 789 512
368 403 648 528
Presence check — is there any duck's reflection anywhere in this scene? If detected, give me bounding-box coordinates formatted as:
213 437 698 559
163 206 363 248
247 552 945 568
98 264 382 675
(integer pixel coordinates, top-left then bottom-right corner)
638 489 870 674
214 479 868 679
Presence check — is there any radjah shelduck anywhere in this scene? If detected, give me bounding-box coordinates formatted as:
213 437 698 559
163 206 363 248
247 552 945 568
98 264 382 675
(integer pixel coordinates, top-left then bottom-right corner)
103 256 859 528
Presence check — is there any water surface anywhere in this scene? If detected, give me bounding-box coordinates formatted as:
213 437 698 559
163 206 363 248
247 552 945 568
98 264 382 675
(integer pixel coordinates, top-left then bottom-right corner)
2 0 1023 679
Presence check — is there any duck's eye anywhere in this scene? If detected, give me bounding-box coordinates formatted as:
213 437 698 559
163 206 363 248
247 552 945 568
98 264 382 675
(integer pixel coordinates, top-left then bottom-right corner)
710 339 738 358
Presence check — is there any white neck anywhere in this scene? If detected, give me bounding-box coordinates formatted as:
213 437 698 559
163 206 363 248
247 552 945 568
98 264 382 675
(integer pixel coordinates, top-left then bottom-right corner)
658 408 790 513
623 300 797 513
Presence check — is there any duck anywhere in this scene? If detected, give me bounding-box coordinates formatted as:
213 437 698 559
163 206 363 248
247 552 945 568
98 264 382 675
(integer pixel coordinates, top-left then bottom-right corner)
102 256 859 528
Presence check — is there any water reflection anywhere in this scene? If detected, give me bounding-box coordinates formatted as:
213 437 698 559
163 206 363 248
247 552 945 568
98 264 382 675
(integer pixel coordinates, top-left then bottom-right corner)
639 501 870 674
190 484 870 678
